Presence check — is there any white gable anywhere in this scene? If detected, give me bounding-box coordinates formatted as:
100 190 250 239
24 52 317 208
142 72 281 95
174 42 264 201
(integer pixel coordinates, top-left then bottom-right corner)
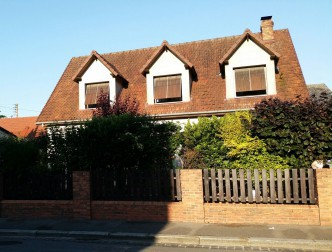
149 50 186 76
229 39 272 66
225 39 277 99
81 59 113 83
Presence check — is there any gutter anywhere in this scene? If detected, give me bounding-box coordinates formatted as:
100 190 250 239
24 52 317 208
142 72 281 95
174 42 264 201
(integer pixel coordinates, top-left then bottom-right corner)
36 108 253 126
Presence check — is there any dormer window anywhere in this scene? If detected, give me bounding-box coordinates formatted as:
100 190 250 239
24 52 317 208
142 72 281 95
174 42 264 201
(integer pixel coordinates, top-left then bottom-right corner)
154 75 182 103
234 66 266 97
73 50 127 110
85 82 109 108
140 41 197 105
219 30 279 100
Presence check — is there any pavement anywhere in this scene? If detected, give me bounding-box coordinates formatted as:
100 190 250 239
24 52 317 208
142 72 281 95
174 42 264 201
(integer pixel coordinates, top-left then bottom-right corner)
0 218 332 251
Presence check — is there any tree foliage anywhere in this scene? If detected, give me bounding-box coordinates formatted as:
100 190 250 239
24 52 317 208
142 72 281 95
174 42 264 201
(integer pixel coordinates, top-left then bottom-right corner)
47 114 180 172
251 94 332 168
93 91 141 117
0 136 47 173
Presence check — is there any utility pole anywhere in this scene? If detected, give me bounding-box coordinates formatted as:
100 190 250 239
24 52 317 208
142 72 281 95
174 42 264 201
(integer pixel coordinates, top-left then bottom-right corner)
13 103 18 118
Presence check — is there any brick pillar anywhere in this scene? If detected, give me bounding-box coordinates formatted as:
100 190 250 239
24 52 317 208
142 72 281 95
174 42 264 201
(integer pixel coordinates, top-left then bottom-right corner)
0 174 3 217
180 169 204 223
73 171 91 219
0 173 3 200
316 169 332 225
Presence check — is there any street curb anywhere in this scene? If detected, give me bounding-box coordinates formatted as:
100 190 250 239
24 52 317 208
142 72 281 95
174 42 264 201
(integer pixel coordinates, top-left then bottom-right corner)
0 229 332 251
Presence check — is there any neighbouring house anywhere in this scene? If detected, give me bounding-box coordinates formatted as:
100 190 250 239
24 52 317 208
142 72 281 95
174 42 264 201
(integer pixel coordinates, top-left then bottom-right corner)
0 126 16 139
307 83 331 97
37 16 308 127
0 116 43 139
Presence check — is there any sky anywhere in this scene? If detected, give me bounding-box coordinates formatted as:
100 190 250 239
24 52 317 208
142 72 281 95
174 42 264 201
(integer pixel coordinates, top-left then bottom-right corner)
0 0 331 118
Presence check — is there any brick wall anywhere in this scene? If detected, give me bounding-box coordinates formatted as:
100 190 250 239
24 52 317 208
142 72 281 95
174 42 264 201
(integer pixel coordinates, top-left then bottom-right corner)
204 203 320 225
0 200 73 218
316 169 332 225
0 169 331 226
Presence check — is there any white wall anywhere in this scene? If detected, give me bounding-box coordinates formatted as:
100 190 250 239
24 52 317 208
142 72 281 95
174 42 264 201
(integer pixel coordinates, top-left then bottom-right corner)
225 39 276 99
146 50 191 104
78 59 119 109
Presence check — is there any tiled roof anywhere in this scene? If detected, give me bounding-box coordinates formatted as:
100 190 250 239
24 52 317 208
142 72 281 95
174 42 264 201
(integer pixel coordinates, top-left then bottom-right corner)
0 126 16 138
0 116 44 138
307 84 331 97
37 29 308 124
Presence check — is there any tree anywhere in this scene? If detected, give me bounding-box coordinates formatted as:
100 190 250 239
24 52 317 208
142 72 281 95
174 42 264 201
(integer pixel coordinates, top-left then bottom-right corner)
251 94 332 168
93 90 141 117
0 115 6 118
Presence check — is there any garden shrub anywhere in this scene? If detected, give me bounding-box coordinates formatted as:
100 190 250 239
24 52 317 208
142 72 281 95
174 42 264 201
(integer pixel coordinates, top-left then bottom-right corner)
251 94 332 168
0 136 47 173
179 111 288 171
47 114 180 172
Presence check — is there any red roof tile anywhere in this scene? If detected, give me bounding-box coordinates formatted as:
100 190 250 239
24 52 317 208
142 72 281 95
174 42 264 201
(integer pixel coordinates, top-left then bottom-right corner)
37 28 309 124
0 116 44 138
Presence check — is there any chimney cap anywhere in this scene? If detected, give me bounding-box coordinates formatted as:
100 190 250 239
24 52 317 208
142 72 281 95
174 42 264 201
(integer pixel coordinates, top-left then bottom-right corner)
261 16 272 21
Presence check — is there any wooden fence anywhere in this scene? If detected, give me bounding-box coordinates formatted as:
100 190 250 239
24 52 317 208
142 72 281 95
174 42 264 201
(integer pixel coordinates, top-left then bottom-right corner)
91 168 182 202
203 169 316 204
2 170 73 200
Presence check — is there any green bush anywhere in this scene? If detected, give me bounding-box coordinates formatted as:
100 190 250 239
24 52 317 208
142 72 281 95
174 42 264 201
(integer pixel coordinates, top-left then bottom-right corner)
181 117 227 169
251 94 332 168
179 111 288 171
47 114 180 171
0 136 47 173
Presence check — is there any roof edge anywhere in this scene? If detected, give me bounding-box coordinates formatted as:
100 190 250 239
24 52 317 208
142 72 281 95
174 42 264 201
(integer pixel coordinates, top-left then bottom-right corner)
140 40 197 78
219 29 281 66
72 50 127 83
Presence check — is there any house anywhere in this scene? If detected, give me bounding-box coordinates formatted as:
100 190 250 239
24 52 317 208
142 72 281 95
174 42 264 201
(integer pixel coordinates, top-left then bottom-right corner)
0 126 16 139
307 83 331 97
37 16 308 127
0 116 43 138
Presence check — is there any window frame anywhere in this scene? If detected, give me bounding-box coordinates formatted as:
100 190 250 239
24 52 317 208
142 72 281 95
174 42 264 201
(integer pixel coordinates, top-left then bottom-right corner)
153 74 182 104
84 81 110 109
233 65 267 97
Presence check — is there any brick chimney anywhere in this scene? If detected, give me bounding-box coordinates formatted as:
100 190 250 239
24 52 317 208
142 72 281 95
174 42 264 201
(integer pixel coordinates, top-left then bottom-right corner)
260 16 274 40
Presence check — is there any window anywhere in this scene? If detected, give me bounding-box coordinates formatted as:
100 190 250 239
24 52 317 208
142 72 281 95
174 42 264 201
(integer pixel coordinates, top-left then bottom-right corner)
235 66 266 97
153 75 182 103
85 82 109 108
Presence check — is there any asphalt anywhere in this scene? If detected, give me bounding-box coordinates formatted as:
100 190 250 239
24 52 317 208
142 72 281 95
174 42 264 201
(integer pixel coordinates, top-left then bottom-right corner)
0 218 331 251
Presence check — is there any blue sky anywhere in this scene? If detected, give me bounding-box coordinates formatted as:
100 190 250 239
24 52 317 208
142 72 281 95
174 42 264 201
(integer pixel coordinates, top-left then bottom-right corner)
0 0 331 117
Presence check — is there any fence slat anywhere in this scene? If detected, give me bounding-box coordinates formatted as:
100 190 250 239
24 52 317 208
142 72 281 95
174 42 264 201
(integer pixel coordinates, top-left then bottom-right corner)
239 169 246 203
175 169 182 201
232 169 239 202
292 169 299 203
170 169 175 201
254 169 260 203
262 169 268 203
277 169 284 203
204 168 316 205
225 169 231 202
308 169 316 204
270 169 276 203
211 169 217 202
203 169 210 202
247 170 253 203
300 169 307 204
285 169 291 203
218 169 224 202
